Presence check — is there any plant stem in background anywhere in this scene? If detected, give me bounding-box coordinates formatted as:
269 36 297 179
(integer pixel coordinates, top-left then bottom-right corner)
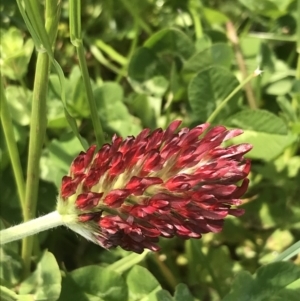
69 0 105 148
226 21 258 110
293 0 300 109
273 240 300 262
17 0 86 150
107 251 150 273
152 253 178 290
116 20 140 82
248 32 296 41
21 0 60 277
90 45 127 77
77 45 105 146
0 76 26 214
0 286 19 301
93 39 127 66
190 240 224 298
207 69 261 124
188 0 203 39
164 91 174 128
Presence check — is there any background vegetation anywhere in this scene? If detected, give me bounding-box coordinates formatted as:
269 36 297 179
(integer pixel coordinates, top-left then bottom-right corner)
1 0 300 300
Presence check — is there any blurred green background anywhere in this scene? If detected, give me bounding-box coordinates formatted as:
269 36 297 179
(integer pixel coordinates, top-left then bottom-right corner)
1 0 300 300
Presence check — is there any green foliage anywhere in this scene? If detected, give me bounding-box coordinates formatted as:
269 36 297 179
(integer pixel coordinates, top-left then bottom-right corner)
94 82 142 136
19 251 61 301
223 261 300 301
188 66 241 121
126 265 161 300
0 27 34 80
0 244 23 288
225 109 297 160
61 266 128 301
1 0 300 300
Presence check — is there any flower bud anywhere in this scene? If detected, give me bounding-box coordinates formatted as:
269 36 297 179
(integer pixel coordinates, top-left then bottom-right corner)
57 121 252 253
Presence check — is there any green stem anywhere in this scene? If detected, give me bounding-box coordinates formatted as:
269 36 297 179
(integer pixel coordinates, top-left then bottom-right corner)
21 0 60 278
107 250 150 273
0 76 26 214
116 20 140 82
90 45 127 77
273 240 300 262
189 0 203 39
77 43 105 147
0 211 64 245
248 32 296 42
45 0 61 44
190 240 224 298
126 21 140 59
297 0 300 54
69 0 105 148
226 21 257 109
22 51 50 276
207 70 260 124
21 0 54 52
0 285 19 300
152 253 178 290
164 91 174 128
292 0 300 110
93 39 127 66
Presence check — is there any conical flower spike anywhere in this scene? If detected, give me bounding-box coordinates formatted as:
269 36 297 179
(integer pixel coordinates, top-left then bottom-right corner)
57 121 252 253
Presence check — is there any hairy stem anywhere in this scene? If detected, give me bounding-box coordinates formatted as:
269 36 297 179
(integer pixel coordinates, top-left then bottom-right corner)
1 211 64 245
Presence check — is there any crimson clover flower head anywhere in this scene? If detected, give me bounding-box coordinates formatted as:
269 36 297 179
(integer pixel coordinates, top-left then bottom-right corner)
57 121 252 253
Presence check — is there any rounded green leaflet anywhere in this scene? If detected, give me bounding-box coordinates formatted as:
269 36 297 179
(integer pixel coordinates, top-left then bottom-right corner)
225 109 297 161
183 43 233 74
128 47 169 97
128 28 195 97
18 251 61 301
188 66 241 122
69 266 128 301
144 27 195 59
126 266 161 300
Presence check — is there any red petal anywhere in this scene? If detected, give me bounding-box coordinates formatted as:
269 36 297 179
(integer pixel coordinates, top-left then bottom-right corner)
224 129 243 140
163 120 181 142
119 136 135 154
165 175 191 191
71 145 96 175
146 128 163 150
142 150 161 173
231 178 249 198
76 192 103 210
109 152 125 176
229 208 245 216
178 123 209 147
125 176 163 194
94 144 111 167
61 174 85 198
104 189 130 207
83 168 103 189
